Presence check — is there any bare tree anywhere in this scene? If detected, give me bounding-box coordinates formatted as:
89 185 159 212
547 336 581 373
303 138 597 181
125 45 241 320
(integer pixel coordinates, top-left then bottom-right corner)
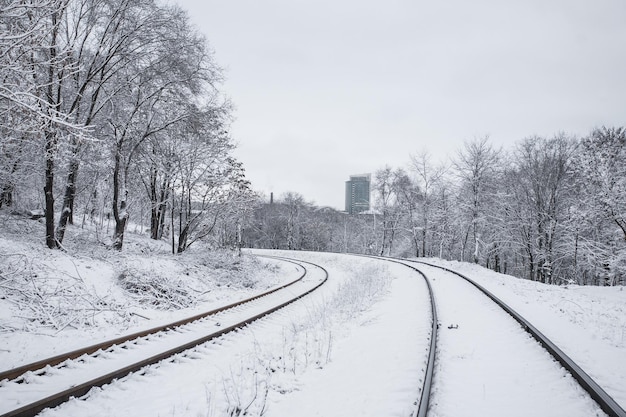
103 3 223 250
55 0 158 244
509 135 576 283
390 168 421 256
1 0 80 248
281 192 308 250
453 136 501 263
373 167 394 256
573 126 626 284
171 118 237 254
578 127 626 240
136 136 178 240
410 151 447 257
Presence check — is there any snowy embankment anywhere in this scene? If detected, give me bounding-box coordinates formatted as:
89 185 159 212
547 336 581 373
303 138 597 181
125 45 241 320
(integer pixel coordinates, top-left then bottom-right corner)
254 250 431 417
0 217 289 370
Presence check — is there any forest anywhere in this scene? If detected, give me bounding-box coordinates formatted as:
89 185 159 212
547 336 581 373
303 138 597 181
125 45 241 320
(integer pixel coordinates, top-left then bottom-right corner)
1 0 254 254
247 131 626 287
1 1 625 286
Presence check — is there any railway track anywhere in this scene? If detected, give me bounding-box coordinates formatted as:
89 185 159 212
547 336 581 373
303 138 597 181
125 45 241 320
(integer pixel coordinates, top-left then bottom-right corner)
383 257 625 417
0 256 328 417
3 252 623 417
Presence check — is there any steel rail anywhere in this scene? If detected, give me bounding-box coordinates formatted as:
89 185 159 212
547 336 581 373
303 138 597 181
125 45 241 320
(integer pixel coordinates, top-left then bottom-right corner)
1 257 328 417
0 255 305 383
349 254 438 417
409 259 626 417
397 262 438 417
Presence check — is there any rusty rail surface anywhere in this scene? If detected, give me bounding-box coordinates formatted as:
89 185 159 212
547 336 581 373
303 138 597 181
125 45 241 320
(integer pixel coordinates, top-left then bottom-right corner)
0 255 305 382
0 256 328 417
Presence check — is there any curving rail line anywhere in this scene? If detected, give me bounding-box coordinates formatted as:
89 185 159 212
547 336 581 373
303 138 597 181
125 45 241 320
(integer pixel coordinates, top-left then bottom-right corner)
356 256 437 417
357 254 625 417
5 252 623 417
0 256 329 417
398 257 625 417
0 255 306 383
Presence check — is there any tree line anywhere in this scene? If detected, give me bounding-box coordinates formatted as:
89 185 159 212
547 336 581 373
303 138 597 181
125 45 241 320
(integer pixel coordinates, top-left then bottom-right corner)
244 129 626 286
2 2 624 286
1 0 254 252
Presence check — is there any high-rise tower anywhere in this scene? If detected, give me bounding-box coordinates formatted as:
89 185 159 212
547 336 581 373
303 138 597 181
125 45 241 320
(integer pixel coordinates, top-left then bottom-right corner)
345 174 371 214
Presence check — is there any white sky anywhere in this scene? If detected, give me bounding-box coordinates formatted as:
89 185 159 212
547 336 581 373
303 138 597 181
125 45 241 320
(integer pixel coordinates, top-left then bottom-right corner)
173 0 626 209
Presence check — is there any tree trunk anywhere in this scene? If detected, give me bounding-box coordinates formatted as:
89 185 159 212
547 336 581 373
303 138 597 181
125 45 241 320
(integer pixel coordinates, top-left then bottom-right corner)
413 228 420 257
113 204 127 250
112 143 126 250
387 219 396 256
527 248 535 281
614 218 626 242
0 160 19 208
56 158 80 244
43 9 60 249
150 204 160 239
149 167 160 239
493 242 501 272
473 235 480 264
149 176 169 240
0 184 14 208
177 224 189 253
461 226 470 262
149 193 160 240
44 130 58 249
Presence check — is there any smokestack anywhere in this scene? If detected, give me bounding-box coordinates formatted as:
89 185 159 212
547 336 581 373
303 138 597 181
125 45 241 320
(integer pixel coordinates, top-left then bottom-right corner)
270 192 273 205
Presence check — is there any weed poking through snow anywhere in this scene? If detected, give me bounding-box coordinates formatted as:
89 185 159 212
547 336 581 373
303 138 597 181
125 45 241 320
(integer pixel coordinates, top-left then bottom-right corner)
215 258 391 416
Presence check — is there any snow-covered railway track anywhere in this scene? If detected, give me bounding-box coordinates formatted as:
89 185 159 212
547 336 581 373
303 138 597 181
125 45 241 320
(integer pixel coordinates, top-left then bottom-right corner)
0 256 328 417
403 259 626 417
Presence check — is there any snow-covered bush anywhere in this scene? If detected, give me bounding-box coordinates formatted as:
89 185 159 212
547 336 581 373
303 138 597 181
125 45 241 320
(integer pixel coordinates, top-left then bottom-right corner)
117 269 193 310
0 252 128 332
0 213 287 336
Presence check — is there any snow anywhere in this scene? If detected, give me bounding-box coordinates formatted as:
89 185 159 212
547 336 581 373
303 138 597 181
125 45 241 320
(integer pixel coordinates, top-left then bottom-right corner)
0 219 292 370
1 220 625 417
26 251 422 417
262 256 431 417
417 262 606 417
0 260 323 416
420 258 626 412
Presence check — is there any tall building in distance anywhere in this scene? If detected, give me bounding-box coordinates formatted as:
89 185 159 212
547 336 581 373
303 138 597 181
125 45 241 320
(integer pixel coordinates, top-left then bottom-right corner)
345 174 371 214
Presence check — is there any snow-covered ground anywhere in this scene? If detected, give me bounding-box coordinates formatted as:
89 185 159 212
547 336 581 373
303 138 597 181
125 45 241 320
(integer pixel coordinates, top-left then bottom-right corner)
415 261 609 417
421 258 626 413
1 218 625 416
0 217 292 369
23 250 427 417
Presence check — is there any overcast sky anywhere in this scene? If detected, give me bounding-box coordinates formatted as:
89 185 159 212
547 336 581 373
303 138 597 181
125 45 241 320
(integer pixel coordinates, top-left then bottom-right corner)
174 0 626 210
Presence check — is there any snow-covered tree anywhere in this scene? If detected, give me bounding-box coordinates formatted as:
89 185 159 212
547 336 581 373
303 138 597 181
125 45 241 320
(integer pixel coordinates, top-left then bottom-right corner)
452 136 501 264
573 126 626 285
410 151 447 257
507 134 577 283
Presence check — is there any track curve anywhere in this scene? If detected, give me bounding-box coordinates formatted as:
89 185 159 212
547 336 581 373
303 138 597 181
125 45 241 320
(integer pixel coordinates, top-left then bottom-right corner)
353 255 437 417
0 256 329 417
406 258 625 417
356 254 624 416
0 255 306 383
